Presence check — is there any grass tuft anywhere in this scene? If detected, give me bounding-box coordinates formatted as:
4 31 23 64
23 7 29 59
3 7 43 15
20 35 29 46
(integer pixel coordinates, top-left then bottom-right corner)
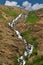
25 11 39 25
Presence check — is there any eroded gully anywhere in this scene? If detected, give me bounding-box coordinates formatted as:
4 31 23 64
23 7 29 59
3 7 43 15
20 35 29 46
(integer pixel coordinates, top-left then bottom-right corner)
8 14 33 65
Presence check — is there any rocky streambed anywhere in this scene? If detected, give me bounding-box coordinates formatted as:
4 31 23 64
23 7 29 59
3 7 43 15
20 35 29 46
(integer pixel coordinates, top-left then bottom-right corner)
8 14 33 65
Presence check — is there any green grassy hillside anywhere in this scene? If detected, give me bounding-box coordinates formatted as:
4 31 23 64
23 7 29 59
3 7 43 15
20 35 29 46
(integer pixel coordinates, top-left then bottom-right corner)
0 5 43 65
26 11 39 25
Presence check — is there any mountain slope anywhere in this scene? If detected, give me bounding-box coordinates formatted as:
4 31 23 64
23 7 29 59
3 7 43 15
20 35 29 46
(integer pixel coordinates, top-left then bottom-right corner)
0 5 43 65
0 5 28 65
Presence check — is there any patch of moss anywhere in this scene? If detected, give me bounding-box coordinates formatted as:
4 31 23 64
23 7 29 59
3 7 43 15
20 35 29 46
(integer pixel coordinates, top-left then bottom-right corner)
14 56 19 65
0 64 2 65
26 11 39 25
4 9 18 16
25 56 43 65
21 28 33 43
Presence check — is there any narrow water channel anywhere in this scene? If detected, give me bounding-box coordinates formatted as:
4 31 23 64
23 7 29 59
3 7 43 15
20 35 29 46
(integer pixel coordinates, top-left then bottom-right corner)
8 14 33 65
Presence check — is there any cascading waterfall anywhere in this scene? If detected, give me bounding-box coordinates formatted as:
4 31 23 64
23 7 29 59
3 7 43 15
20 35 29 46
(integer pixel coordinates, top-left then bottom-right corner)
8 14 22 27
8 13 33 65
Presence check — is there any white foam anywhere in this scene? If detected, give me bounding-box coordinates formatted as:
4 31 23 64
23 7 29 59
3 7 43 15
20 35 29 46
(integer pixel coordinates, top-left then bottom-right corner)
24 51 28 56
8 23 11 26
12 14 22 23
18 56 23 62
23 60 26 65
18 35 22 40
18 56 26 65
23 39 27 43
15 30 20 35
29 45 33 54
20 56 23 59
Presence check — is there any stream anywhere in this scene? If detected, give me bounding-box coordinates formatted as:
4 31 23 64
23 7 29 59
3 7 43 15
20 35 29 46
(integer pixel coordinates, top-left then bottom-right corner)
8 14 33 65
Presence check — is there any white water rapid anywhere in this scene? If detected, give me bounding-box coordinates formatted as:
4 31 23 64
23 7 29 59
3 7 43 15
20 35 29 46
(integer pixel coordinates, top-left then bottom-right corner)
8 14 33 65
